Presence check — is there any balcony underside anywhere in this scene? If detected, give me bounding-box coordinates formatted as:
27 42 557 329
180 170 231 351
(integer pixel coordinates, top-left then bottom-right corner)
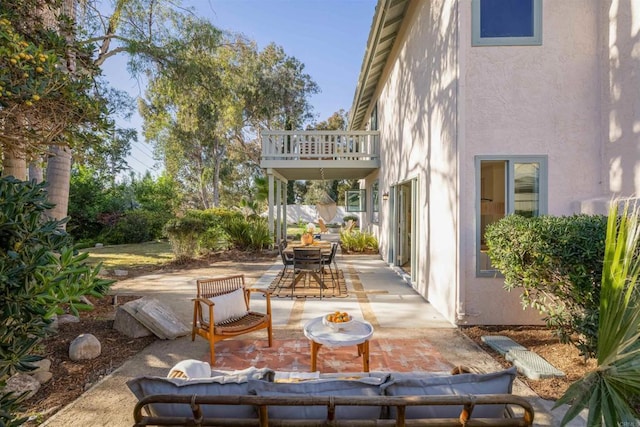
260 160 380 181
261 160 379 181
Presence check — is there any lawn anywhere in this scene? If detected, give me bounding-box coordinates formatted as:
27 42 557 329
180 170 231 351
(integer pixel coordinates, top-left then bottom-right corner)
81 241 174 271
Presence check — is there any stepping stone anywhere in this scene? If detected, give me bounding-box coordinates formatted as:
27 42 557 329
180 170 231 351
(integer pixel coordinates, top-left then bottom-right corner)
481 335 527 355
506 349 565 380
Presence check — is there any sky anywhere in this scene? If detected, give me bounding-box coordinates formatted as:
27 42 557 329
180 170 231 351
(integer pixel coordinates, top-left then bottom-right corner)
100 0 377 176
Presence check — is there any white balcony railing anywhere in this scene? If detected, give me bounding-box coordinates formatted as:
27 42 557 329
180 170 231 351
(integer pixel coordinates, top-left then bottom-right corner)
261 130 379 161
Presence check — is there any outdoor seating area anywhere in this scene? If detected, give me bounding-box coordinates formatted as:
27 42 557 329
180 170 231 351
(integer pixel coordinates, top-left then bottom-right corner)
129 364 534 426
271 237 343 299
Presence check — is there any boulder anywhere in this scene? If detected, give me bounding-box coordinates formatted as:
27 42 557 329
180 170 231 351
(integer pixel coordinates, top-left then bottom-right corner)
29 358 51 373
113 305 153 338
69 334 102 361
58 314 80 325
32 371 53 384
4 373 40 400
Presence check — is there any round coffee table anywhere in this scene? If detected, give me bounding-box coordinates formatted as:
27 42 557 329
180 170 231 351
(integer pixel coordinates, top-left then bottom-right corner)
303 316 374 372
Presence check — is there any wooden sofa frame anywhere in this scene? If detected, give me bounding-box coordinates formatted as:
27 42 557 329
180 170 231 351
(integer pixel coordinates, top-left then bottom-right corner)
133 393 535 426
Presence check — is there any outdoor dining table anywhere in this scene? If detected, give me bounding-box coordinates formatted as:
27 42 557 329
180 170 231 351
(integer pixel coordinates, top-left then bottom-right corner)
283 240 332 255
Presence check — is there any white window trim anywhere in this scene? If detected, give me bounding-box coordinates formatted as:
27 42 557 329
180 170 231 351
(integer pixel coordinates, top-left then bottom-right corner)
475 155 548 277
472 0 542 47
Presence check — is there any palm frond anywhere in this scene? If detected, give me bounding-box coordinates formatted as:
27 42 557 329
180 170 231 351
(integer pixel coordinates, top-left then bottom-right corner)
556 200 640 426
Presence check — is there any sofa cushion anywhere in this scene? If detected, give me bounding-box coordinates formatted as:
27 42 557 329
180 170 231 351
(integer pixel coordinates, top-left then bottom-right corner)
381 367 517 419
248 378 385 420
127 367 274 419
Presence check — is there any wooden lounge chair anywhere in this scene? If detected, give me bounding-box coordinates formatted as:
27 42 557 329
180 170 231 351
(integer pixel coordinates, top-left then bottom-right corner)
317 218 330 233
192 275 272 364
343 219 355 233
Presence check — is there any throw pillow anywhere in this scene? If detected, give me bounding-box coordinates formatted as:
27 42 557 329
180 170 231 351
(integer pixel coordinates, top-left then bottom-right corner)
205 288 248 325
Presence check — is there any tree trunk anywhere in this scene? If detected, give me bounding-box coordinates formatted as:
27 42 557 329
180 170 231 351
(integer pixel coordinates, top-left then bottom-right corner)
28 157 44 183
45 145 72 222
2 149 27 180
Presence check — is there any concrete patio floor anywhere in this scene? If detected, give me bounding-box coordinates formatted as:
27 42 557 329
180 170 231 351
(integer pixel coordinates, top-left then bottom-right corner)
40 246 586 426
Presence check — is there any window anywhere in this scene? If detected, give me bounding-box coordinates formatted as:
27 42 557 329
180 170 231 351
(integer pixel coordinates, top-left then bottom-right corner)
369 104 378 131
472 0 542 46
476 156 547 275
371 180 379 223
346 189 366 212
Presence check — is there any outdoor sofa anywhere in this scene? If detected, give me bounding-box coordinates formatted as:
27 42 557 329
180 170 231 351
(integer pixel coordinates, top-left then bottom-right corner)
127 362 534 426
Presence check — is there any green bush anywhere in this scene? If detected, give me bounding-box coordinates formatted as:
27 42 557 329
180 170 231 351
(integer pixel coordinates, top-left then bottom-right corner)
104 211 152 244
0 177 113 425
163 217 208 262
485 214 607 357
223 216 272 251
342 214 359 224
199 226 231 252
340 229 378 253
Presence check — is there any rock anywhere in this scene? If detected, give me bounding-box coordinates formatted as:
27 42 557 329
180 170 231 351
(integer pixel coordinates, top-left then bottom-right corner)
120 297 190 340
47 314 59 332
32 371 53 384
57 314 80 324
29 358 51 374
114 269 128 277
94 243 103 248
113 305 153 338
69 334 102 360
4 373 40 400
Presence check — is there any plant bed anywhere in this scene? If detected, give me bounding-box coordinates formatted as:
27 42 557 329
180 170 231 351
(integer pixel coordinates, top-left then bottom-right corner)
18 295 156 425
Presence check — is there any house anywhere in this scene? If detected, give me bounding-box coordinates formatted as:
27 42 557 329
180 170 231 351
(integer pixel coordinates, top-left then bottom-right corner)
261 0 640 326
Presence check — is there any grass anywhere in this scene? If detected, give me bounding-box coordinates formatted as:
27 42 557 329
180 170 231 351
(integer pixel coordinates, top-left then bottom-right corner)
81 241 174 271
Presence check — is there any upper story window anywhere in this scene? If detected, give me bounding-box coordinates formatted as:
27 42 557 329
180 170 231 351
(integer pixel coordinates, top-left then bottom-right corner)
476 156 548 276
472 0 542 46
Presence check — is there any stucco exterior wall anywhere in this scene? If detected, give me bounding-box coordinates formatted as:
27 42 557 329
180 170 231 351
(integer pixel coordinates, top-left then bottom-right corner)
602 0 640 197
458 0 603 324
375 0 460 323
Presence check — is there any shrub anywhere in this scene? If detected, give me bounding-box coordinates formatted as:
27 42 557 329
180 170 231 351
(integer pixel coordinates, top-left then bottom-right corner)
199 226 231 252
105 211 153 244
342 214 359 224
340 229 378 253
485 214 607 357
0 177 113 425
223 216 272 251
163 217 207 262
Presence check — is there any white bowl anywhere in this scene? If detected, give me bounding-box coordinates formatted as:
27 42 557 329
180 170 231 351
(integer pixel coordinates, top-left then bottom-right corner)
323 313 353 330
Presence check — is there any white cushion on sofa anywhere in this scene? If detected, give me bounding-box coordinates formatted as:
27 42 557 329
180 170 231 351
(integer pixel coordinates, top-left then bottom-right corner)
248 378 385 420
127 367 274 419
167 359 211 379
381 367 517 419
205 288 247 325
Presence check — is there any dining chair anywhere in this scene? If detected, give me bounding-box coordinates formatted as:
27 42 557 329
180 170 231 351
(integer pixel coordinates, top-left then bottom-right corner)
293 247 324 299
321 242 339 285
277 241 295 285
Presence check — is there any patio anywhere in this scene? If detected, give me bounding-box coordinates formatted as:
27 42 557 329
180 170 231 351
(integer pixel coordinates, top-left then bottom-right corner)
40 246 579 426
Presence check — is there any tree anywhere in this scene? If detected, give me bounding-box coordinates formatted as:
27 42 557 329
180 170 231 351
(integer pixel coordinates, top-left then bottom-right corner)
0 177 112 425
0 1 109 181
141 30 319 209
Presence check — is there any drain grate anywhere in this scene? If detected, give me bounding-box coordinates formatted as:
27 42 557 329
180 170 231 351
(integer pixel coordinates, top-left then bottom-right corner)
481 335 527 355
481 335 565 380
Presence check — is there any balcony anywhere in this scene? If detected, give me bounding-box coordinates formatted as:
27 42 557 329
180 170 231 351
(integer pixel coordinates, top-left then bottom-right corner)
260 130 380 180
